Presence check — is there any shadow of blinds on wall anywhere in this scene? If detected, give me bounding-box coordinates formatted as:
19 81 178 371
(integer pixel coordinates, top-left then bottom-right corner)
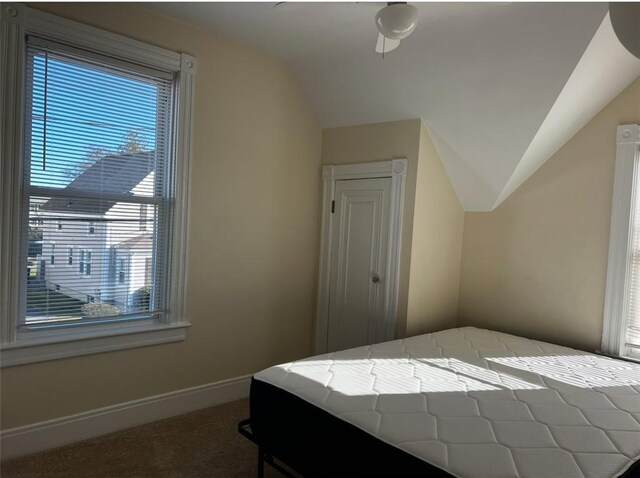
22 36 173 329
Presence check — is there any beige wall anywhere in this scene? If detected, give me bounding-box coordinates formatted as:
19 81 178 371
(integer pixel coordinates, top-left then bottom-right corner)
322 119 464 338
406 124 465 336
322 120 421 336
10 1 630 434
459 77 640 352
1 3 322 430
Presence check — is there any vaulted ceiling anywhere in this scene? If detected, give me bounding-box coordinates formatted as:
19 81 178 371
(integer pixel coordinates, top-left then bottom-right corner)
149 2 640 211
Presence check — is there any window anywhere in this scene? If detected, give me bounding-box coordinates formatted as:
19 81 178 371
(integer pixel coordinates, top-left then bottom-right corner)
145 257 153 286
29 202 44 226
79 250 92 276
139 204 148 232
603 124 640 361
0 5 195 366
118 258 127 284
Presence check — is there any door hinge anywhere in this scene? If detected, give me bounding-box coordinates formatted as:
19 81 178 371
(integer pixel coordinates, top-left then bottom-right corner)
331 200 335 213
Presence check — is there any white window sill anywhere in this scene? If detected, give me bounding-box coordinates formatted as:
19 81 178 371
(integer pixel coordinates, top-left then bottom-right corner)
597 349 640 365
622 350 640 364
0 322 190 367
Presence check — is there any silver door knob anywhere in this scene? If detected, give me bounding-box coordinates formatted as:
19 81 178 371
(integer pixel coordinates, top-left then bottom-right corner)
372 274 380 283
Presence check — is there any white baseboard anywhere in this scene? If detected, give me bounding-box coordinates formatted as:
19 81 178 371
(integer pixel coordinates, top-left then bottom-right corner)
0 374 252 461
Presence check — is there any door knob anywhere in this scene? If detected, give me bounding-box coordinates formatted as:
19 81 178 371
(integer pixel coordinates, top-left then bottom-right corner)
372 274 380 284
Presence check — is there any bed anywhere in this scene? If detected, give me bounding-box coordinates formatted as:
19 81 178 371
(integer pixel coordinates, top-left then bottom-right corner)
241 327 640 478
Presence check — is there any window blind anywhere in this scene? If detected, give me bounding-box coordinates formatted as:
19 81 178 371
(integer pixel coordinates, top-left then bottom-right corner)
23 37 174 327
626 147 640 351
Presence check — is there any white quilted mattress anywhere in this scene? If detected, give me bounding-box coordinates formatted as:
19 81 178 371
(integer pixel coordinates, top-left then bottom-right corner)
254 327 640 478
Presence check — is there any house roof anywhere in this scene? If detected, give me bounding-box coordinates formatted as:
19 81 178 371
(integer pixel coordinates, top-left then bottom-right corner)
42 151 155 215
116 233 152 251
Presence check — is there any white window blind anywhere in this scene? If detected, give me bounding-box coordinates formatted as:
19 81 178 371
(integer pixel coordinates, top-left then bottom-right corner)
626 145 640 353
23 37 174 328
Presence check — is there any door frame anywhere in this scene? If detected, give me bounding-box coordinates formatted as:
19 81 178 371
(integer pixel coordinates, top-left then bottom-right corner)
315 158 408 354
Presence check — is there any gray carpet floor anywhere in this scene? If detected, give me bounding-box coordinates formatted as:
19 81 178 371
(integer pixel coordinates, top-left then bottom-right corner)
1 398 281 478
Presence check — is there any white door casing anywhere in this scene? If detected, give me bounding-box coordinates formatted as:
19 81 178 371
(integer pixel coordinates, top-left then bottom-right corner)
316 159 407 354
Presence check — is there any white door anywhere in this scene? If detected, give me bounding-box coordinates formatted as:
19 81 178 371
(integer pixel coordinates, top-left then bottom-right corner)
327 178 392 352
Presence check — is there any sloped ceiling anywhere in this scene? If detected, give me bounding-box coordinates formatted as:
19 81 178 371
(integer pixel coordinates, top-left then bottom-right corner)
149 2 640 211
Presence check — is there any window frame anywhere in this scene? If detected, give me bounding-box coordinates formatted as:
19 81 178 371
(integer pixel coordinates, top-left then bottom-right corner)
602 124 640 361
79 249 85 274
118 256 127 285
82 249 92 277
0 4 196 367
139 204 148 232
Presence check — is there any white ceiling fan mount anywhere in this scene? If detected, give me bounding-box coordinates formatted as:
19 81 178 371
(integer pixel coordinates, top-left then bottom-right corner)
274 1 418 56
375 2 418 55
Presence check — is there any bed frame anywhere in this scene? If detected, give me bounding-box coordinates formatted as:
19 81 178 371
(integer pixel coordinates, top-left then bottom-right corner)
238 418 297 478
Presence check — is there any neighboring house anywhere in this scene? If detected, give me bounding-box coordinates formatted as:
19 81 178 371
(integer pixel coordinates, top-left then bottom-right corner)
111 233 154 308
27 198 45 257
37 151 155 312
